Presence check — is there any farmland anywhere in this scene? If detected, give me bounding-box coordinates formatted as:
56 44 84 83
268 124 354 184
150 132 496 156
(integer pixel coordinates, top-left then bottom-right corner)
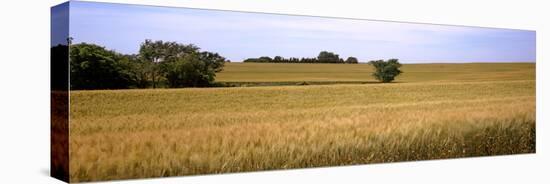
216 62 535 83
68 63 535 182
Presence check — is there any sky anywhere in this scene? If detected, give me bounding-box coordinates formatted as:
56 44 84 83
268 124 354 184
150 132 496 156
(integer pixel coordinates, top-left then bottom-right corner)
51 2 69 46
62 1 536 63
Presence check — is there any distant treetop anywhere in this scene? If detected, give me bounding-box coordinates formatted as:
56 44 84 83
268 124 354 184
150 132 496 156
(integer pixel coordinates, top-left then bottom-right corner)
243 51 359 64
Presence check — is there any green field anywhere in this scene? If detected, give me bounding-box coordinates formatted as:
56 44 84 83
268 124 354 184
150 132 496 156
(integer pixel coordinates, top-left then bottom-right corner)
68 63 536 182
217 62 535 83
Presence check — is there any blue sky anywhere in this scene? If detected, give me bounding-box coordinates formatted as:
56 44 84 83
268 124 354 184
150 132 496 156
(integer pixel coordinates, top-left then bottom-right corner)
65 1 536 63
51 2 69 46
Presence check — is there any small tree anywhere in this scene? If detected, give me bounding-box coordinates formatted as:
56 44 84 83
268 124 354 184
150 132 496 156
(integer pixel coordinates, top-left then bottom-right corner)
317 51 340 63
345 57 358 64
369 59 402 83
273 56 283 63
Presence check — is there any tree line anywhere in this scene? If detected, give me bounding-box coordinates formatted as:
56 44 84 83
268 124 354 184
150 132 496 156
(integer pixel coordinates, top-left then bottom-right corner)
54 39 229 90
244 51 359 64
51 40 403 90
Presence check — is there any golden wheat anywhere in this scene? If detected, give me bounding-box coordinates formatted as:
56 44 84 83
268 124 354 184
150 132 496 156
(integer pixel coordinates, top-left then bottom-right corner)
68 77 535 182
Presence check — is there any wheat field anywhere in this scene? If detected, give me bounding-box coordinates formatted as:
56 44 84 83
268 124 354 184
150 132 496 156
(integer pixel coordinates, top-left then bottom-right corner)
68 63 535 182
217 62 535 82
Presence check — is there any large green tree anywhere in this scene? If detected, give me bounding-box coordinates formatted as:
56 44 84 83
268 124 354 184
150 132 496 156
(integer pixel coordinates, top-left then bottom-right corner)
69 40 228 89
165 51 226 88
69 43 133 89
118 54 151 88
369 59 403 83
138 39 200 88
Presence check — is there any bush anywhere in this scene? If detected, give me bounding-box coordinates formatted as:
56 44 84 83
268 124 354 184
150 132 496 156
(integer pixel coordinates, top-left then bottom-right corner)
345 57 359 64
369 59 403 83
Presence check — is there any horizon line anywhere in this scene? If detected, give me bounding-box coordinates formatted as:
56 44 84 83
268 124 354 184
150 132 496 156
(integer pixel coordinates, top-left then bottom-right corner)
229 61 536 64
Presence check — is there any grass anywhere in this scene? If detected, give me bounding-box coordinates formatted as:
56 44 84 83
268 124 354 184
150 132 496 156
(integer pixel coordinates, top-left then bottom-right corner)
68 63 535 182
